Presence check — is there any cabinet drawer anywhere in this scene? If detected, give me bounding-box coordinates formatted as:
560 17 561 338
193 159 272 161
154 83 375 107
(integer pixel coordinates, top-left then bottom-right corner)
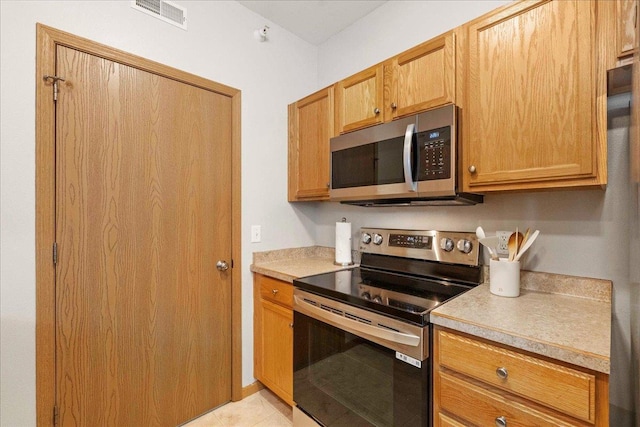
436 330 596 422
258 276 293 308
436 412 466 427
438 371 587 427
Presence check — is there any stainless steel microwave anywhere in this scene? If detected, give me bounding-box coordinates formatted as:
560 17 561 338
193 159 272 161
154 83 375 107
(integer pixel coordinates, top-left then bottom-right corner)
330 104 482 206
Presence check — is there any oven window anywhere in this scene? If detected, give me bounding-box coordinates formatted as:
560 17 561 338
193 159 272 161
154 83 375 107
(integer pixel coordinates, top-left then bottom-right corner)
293 312 429 427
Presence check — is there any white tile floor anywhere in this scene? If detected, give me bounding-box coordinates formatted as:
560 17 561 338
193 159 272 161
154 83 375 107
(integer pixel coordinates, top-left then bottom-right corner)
183 389 293 427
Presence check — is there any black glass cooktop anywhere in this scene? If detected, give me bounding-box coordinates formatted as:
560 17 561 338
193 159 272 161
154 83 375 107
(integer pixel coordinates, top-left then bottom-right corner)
293 266 475 326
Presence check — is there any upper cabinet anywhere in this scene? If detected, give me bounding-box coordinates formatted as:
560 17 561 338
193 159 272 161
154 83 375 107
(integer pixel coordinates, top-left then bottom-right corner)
334 64 385 134
384 31 456 121
289 0 613 200
617 0 638 61
461 0 607 192
334 31 456 134
288 86 334 201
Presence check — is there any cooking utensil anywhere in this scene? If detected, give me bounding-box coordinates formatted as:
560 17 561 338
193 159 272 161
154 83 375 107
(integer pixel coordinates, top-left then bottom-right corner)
479 236 499 261
520 228 530 248
475 226 486 239
508 229 523 262
514 230 539 261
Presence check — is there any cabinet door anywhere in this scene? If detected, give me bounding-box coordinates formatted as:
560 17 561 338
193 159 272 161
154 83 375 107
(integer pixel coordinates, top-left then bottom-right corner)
463 0 603 191
257 299 293 405
385 32 455 121
335 63 384 134
617 0 638 59
288 87 333 201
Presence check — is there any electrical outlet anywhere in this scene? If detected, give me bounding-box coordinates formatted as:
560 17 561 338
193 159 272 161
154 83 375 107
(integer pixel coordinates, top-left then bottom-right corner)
496 231 511 257
251 225 261 243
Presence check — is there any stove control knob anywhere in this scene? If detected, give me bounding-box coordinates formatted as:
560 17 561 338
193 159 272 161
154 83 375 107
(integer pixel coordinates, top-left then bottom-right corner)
361 233 372 244
440 237 454 252
373 295 383 304
457 239 473 254
372 233 383 245
361 292 371 300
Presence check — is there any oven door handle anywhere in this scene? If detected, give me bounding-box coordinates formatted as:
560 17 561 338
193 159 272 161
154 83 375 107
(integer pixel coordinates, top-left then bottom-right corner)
403 123 417 192
294 295 420 347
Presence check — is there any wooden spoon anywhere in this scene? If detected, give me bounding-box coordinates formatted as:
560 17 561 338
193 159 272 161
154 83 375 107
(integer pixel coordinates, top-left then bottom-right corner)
518 228 531 258
508 230 523 262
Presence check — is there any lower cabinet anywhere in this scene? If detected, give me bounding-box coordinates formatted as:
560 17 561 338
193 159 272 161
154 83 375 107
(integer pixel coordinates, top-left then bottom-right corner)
253 274 293 405
433 326 609 426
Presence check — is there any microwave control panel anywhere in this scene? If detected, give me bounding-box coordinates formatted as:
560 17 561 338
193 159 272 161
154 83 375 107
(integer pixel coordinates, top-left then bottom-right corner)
416 126 451 181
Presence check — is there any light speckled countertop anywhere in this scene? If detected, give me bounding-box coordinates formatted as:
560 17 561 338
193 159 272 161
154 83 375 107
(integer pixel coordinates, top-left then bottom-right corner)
250 246 356 283
431 270 612 374
251 247 612 374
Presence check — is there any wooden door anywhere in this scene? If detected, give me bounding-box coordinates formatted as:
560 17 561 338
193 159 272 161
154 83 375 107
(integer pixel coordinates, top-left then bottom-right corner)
257 299 293 405
463 0 601 192
54 44 232 426
334 64 384 134
288 86 334 201
385 32 455 121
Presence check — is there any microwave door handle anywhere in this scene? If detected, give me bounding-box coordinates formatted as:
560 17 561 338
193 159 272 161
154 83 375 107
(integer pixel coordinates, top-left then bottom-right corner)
403 123 417 192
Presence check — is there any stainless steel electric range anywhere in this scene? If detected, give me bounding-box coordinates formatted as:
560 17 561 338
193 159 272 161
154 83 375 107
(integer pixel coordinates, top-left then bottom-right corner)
292 228 482 427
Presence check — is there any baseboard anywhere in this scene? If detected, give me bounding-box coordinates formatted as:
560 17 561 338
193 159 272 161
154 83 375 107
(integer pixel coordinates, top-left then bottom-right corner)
240 381 264 401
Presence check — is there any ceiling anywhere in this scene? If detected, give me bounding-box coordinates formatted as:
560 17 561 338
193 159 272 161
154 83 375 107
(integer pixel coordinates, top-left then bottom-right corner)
237 1 388 45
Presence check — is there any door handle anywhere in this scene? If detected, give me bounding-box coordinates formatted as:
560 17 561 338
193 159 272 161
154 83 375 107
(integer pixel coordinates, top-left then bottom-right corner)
403 123 417 192
216 260 229 271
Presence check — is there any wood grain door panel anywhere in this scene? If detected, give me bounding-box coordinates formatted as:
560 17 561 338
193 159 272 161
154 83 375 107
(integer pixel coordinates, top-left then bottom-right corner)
465 0 596 189
55 45 232 426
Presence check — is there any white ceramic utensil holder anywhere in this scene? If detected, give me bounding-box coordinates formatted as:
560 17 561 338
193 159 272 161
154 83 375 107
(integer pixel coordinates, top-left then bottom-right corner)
490 259 520 297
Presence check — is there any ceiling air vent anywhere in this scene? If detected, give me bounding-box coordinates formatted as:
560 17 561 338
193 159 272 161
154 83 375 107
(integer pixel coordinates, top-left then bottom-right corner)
131 0 187 30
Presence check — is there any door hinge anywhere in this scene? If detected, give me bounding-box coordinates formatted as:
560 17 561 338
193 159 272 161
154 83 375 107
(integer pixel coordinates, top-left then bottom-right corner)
53 405 59 426
43 75 65 102
53 242 58 265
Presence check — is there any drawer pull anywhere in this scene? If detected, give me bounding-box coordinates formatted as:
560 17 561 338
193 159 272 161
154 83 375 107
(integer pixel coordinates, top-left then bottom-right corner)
495 416 507 427
271 289 279 296
496 367 508 379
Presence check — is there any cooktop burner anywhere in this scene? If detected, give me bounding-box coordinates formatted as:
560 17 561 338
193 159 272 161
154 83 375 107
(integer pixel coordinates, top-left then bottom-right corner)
293 228 482 326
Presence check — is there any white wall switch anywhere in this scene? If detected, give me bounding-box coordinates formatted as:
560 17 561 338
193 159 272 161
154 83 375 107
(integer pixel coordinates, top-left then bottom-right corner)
251 225 261 243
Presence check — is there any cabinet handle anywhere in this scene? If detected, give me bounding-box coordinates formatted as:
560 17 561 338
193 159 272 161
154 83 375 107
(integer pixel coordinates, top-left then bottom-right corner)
495 416 507 427
468 165 477 174
271 289 279 296
326 182 330 188
496 367 508 379
289 323 294 328
373 107 380 115
390 103 397 110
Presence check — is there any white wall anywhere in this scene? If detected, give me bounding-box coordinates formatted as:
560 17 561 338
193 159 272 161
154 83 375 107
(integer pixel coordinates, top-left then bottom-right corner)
0 1 318 425
313 1 636 423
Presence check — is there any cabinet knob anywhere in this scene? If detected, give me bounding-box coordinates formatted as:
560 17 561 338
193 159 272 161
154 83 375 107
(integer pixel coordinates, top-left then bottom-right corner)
271 289 279 296
373 107 380 115
289 323 294 328
496 367 508 379
390 103 397 110
495 416 507 427
326 182 330 188
468 165 477 174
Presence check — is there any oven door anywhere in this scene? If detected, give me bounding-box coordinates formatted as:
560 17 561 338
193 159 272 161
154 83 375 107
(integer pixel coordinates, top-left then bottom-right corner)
293 291 429 427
